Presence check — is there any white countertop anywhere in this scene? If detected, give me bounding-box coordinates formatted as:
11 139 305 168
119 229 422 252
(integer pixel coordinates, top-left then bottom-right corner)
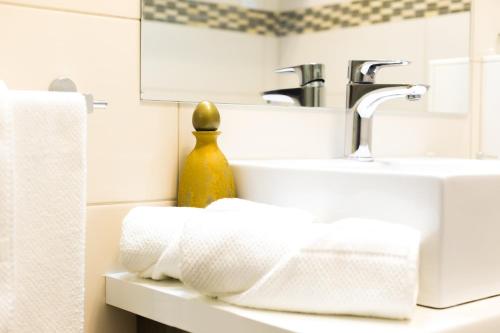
105 272 500 333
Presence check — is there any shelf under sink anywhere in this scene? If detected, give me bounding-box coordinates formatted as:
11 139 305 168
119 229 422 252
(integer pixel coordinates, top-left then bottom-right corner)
106 272 500 333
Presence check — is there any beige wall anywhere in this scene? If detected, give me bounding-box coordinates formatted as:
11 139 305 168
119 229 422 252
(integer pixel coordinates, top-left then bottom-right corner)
0 1 473 332
179 103 471 166
0 1 177 332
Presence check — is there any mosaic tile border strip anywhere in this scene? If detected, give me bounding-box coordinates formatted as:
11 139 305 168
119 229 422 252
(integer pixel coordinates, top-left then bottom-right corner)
279 0 471 35
142 0 278 36
142 0 471 36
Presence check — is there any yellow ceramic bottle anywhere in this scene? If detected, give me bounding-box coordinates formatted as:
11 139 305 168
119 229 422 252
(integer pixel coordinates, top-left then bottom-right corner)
177 101 236 208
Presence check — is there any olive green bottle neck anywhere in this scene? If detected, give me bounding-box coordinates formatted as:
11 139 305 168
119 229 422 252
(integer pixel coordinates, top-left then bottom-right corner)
193 131 220 148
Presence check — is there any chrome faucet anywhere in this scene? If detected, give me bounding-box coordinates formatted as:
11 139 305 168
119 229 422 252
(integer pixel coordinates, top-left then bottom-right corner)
262 64 325 107
345 60 428 162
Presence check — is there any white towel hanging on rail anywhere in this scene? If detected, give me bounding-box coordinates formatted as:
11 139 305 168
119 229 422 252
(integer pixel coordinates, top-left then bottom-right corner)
0 81 15 332
0 83 87 333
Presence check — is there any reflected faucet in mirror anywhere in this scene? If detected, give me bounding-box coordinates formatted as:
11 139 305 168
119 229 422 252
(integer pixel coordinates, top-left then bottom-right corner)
262 64 325 107
345 60 429 162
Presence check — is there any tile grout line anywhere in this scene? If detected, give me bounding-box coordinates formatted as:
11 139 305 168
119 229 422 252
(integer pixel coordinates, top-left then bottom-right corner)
0 1 140 21
176 101 181 203
87 199 176 207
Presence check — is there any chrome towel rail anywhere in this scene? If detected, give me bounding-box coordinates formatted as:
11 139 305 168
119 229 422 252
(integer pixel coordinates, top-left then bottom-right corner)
48 78 107 113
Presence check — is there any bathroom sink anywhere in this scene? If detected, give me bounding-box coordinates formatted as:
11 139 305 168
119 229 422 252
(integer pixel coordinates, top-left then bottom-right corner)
229 158 500 309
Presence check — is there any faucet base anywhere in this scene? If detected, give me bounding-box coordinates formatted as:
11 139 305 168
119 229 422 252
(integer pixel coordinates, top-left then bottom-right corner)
348 145 374 162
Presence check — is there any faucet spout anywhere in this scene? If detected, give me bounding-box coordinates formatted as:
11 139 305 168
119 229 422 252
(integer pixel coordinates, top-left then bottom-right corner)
262 63 325 107
344 60 429 162
262 85 325 107
345 83 429 162
355 84 428 118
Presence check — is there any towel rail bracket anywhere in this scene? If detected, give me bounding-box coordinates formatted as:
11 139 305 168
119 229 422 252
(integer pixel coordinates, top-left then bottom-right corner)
48 78 107 113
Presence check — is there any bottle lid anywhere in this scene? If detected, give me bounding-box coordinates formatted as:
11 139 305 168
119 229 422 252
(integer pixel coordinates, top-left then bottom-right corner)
192 101 220 131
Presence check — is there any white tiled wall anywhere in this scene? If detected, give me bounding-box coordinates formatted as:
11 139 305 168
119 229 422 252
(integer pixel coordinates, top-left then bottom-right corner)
0 2 178 332
0 0 140 18
480 56 500 157
178 103 345 169
86 201 174 333
373 112 470 158
0 3 179 204
179 103 471 166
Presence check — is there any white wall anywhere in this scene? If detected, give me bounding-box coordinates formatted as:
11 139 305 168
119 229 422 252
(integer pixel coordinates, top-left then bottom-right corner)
142 20 279 104
0 1 176 332
480 56 500 157
470 0 500 158
178 104 345 168
178 103 471 168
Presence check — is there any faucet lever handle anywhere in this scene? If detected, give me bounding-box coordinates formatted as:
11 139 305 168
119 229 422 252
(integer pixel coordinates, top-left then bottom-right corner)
348 60 410 83
275 63 324 86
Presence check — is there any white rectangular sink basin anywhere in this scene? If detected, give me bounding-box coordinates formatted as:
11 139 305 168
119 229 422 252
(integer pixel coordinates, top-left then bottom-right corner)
230 158 500 309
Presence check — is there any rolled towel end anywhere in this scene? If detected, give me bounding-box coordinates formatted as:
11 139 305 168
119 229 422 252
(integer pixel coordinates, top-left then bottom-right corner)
119 206 201 274
220 218 420 320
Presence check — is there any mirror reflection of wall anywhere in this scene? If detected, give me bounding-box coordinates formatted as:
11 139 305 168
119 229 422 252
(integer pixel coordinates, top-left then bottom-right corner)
141 0 470 113
475 0 500 159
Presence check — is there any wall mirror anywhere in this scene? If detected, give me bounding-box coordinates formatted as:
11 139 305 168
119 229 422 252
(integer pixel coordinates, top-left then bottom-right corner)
141 0 470 113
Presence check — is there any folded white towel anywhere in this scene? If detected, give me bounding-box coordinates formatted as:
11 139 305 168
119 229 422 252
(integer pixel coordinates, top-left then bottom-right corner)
0 88 87 333
120 199 420 319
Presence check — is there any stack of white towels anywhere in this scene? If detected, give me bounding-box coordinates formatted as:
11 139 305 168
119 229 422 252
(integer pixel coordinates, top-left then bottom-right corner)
120 198 420 320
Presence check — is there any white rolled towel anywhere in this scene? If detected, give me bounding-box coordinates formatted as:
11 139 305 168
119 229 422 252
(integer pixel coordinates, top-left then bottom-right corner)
220 218 420 319
180 209 313 296
120 199 420 319
120 199 314 280
120 206 202 280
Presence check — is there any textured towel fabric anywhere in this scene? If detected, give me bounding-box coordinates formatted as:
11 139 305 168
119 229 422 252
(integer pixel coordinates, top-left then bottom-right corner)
0 89 87 333
206 198 316 224
120 206 202 280
222 219 420 319
120 199 420 320
120 199 314 281
180 209 313 296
